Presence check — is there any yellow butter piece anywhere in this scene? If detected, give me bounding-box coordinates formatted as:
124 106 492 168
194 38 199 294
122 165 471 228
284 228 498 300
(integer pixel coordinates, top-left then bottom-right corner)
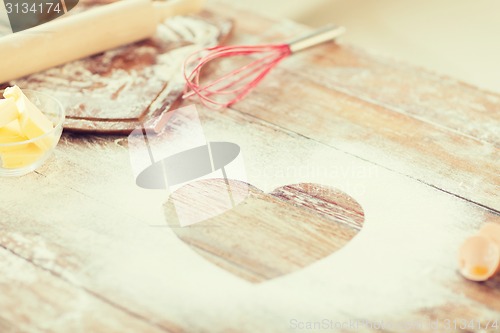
0 97 18 127
0 119 23 141
0 142 45 169
0 119 45 169
0 120 29 152
4 86 54 150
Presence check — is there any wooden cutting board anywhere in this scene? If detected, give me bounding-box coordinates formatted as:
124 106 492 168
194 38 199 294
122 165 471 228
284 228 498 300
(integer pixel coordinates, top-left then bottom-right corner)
1 5 232 134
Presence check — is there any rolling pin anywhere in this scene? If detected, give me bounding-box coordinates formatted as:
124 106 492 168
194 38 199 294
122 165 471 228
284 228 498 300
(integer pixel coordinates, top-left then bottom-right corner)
0 0 204 83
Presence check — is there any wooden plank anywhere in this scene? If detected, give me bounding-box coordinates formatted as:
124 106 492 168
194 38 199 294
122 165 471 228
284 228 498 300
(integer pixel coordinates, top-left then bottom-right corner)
206 1 500 211
223 67 499 211
210 1 500 147
286 45 500 147
168 180 364 282
0 247 171 333
0 102 499 332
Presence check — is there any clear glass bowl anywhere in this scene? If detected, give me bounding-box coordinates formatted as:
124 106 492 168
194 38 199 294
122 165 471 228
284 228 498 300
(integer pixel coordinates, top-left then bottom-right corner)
0 90 65 177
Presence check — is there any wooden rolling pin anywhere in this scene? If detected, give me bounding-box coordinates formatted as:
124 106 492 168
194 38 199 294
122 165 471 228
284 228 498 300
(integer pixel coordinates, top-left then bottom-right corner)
0 0 204 83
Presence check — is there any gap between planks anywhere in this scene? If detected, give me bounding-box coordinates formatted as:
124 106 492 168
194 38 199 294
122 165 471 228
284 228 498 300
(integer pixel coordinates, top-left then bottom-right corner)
223 105 500 216
210 0 500 148
0 242 180 333
194 3 500 211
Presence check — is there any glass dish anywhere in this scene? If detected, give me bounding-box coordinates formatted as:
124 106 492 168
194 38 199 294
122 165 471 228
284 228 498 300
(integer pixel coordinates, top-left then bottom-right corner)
0 89 65 177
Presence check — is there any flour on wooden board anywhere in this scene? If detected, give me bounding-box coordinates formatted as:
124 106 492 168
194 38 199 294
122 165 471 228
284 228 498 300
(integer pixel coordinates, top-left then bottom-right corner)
71 105 495 329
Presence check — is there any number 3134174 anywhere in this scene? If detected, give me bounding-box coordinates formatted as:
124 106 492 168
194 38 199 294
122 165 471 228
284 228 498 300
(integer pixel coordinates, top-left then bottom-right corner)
5 2 62 14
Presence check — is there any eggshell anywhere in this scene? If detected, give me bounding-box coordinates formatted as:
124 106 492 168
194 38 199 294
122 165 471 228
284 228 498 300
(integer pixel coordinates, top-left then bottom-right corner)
479 223 500 248
458 235 500 281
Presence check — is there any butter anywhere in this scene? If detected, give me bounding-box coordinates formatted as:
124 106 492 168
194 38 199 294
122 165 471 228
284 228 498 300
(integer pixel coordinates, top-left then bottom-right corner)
0 120 28 149
3 86 54 150
0 143 44 169
0 119 45 168
0 97 18 127
0 86 56 169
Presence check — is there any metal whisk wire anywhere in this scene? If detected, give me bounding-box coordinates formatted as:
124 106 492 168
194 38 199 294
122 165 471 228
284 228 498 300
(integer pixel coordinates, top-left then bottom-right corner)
183 25 346 109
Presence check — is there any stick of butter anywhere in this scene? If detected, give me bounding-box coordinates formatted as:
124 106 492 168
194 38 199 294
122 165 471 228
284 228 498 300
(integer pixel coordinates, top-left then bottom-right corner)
0 86 55 169
0 120 29 150
0 97 18 127
0 119 44 168
3 86 54 150
0 142 44 169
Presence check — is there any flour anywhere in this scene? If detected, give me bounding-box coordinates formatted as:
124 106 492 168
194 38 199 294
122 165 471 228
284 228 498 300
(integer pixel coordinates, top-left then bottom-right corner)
12 15 231 126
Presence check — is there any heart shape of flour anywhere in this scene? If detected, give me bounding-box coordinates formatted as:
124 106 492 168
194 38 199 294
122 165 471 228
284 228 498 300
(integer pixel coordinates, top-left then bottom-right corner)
164 179 364 283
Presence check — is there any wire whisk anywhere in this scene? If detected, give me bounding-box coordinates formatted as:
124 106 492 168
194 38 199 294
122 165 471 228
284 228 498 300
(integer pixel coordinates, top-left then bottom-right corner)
182 25 346 109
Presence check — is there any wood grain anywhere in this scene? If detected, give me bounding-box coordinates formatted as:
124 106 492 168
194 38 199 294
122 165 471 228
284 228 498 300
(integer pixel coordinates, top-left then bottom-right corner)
0 1 499 332
167 180 364 283
0 247 170 333
203 2 500 212
211 3 500 147
2 10 232 134
0 102 498 332
228 67 499 211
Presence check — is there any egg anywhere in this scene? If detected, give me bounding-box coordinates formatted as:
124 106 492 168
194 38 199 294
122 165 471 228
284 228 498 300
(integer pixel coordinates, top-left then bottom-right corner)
458 223 500 282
